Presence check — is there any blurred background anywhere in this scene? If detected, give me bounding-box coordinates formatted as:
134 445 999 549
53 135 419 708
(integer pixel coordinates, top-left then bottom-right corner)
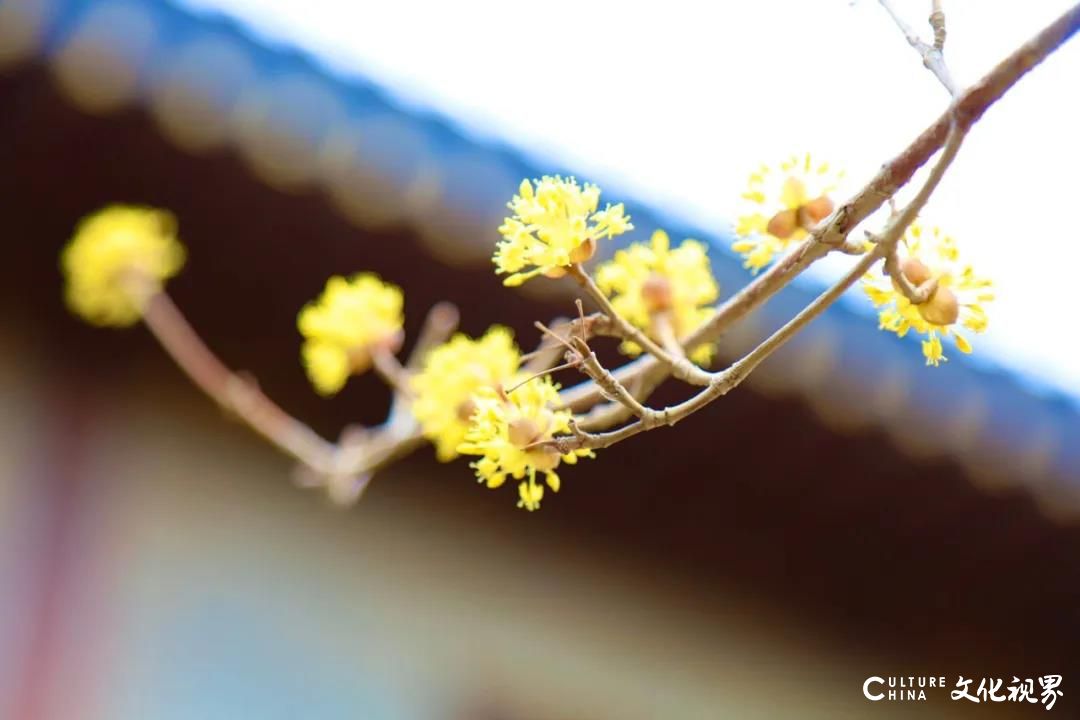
2 0 1079 717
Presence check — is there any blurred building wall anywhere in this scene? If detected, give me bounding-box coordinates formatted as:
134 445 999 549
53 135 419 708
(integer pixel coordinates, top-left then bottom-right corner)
0 327 1008 719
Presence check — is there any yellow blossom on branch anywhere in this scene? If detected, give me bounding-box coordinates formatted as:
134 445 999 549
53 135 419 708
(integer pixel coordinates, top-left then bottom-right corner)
733 153 843 273
458 376 594 511
60 205 186 327
411 326 522 461
862 223 993 366
595 230 720 364
495 176 632 287
297 273 404 396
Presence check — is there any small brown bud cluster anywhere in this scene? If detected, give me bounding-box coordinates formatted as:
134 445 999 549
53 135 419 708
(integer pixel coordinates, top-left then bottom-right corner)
899 257 958 326
766 177 834 240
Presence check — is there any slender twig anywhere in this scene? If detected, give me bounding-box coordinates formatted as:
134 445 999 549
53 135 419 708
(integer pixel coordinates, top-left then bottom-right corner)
930 0 947 50
876 117 965 306
879 0 959 96
371 348 411 398
567 336 652 420
143 291 457 491
342 303 460 473
405 301 459 372
520 311 624 374
567 263 712 386
573 360 669 432
386 301 458 427
651 312 686 360
142 291 338 474
520 316 571 374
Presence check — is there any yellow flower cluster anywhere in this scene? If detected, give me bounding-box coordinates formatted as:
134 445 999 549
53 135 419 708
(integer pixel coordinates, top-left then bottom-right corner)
496 176 632 287
297 273 404 395
734 153 843 273
862 224 993 366
411 326 522 461
61 205 186 326
596 230 719 364
458 376 594 511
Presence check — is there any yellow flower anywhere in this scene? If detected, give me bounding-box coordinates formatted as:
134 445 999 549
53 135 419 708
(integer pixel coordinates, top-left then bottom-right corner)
495 176 632 286
458 376 594 511
733 153 843 273
297 273 404 395
60 205 186 326
411 326 522 461
595 230 720 364
862 223 993 366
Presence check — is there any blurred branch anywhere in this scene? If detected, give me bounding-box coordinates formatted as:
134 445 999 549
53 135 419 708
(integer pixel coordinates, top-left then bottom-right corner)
143 292 457 500
142 291 338 474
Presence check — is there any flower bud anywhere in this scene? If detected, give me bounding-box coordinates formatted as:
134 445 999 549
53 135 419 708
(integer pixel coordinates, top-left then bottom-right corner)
766 208 799 239
569 237 596 264
528 446 562 472
507 416 541 448
900 257 932 286
641 272 674 313
797 195 834 229
456 398 478 422
917 286 959 326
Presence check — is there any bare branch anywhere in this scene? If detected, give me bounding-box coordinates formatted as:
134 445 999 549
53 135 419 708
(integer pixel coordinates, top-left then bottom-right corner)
879 0 960 96
371 348 411 398
567 335 652 420
142 291 337 474
567 263 712 386
651 311 686 360
142 292 460 495
405 301 459 371
930 0 947 50
384 300 458 429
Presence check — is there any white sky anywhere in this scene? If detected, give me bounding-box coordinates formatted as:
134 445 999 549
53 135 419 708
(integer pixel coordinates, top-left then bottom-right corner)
179 0 1080 397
